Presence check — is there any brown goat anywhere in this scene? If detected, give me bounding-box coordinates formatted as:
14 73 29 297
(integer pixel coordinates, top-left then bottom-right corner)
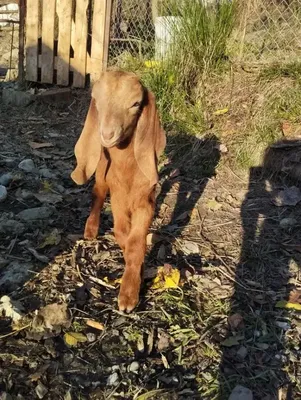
71 71 166 312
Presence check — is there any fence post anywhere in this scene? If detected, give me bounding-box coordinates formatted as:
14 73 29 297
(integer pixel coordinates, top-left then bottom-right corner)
102 0 112 70
18 0 26 84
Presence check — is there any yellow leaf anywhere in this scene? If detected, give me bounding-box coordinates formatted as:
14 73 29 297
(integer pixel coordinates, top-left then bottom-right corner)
213 107 229 116
207 199 222 211
64 332 87 347
276 301 301 311
151 265 181 290
86 319 104 331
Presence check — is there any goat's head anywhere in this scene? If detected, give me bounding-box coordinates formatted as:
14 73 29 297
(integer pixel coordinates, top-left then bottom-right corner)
71 70 166 187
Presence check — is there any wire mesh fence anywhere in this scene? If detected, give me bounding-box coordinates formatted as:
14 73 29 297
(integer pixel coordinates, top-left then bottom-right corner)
107 0 301 68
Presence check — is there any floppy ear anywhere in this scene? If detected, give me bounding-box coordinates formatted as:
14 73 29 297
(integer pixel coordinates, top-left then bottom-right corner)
134 90 166 188
71 97 102 185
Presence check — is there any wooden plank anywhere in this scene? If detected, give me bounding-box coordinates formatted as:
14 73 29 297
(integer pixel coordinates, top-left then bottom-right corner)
73 0 88 88
25 0 39 82
102 0 112 70
57 0 72 86
90 0 106 83
41 0 56 83
18 0 26 83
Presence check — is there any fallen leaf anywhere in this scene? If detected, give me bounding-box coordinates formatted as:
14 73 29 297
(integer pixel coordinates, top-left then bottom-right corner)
207 199 222 211
221 335 244 347
86 319 104 331
29 141 54 149
29 363 50 382
38 229 61 249
228 313 244 330
161 353 170 369
27 247 49 263
64 332 87 347
34 193 63 204
181 241 199 255
32 303 71 332
273 186 301 207
288 289 301 303
213 107 229 116
275 300 301 311
151 264 181 290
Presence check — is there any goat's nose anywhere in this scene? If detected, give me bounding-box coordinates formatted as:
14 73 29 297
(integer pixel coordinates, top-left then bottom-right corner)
102 131 114 140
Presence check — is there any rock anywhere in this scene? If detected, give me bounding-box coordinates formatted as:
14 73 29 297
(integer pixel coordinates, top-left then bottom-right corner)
0 262 33 291
129 361 139 372
0 295 24 322
107 372 119 386
2 88 35 107
0 219 25 235
34 193 63 204
18 159 36 173
236 346 248 360
17 206 53 221
279 217 297 229
0 185 7 202
0 172 13 186
35 381 48 399
228 385 253 400
15 188 34 200
39 168 54 179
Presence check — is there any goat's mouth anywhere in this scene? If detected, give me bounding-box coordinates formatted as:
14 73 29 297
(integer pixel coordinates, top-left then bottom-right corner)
100 136 121 148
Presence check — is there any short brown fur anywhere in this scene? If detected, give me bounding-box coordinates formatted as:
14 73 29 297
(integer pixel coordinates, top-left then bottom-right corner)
71 71 166 312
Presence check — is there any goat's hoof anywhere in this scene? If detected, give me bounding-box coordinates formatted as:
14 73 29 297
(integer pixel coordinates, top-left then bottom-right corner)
118 284 139 313
84 222 99 240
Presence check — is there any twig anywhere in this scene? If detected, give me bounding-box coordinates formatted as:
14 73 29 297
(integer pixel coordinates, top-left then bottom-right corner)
0 323 31 340
88 276 116 290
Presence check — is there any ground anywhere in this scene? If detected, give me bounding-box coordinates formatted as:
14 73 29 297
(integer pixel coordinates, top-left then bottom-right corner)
1 76 301 400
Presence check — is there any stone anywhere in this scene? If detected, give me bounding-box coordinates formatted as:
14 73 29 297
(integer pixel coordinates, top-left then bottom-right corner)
36 88 72 104
0 262 33 291
0 172 13 186
0 185 7 202
39 168 54 179
236 346 248 360
17 206 53 221
2 88 35 107
228 385 253 400
107 372 119 386
0 219 25 235
35 381 48 399
129 361 139 372
18 159 36 173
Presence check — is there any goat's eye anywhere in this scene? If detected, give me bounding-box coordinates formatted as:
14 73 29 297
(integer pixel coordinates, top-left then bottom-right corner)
132 101 141 108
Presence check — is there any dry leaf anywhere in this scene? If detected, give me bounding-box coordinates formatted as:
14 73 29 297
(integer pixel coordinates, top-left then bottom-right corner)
275 300 301 311
64 332 87 347
151 264 180 290
38 229 61 249
182 241 199 255
221 335 244 347
86 319 104 331
161 353 170 369
228 313 244 330
288 289 301 303
29 141 54 149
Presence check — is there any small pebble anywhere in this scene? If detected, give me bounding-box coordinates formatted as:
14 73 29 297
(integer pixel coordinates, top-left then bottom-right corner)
107 372 119 386
18 158 36 173
129 361 139 372
0 185 7 202
86 332 96 342
35 381 48 399
0 172 13 186
39 168 54 178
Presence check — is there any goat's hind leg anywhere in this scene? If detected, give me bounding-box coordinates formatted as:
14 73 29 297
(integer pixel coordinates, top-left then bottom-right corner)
84 180 108 240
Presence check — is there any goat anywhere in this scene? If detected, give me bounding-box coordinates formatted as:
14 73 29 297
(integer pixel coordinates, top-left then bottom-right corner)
71 70 166 312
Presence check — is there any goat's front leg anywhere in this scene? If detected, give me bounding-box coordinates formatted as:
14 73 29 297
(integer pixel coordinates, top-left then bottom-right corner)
118 200 154 312
84 182 108 239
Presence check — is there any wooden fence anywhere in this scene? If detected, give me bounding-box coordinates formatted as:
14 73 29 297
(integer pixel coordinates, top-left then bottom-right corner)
25 0 112 88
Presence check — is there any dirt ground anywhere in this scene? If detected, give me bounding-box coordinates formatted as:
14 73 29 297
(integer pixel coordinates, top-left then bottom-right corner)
1 85 301 400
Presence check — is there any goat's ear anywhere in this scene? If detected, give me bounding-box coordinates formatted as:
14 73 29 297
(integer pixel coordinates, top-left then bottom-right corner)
71 97 102 185
134 90 166 187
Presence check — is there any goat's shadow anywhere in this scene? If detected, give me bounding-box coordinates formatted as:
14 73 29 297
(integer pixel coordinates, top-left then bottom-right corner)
142 133 221 296
218 140 301 399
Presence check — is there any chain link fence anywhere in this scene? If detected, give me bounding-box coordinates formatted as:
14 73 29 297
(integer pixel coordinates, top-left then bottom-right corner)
107 0 301 68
